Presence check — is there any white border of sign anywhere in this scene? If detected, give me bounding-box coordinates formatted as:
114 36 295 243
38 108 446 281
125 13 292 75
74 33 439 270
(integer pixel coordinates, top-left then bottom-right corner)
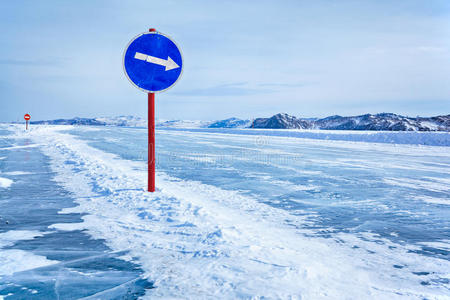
123 31 184 94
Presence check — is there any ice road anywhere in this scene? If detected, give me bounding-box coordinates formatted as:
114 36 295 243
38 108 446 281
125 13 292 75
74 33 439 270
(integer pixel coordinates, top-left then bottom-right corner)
0 124 449 299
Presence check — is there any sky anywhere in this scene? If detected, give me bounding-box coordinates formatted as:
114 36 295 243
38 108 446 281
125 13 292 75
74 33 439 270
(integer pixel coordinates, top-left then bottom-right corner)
0 0 449 122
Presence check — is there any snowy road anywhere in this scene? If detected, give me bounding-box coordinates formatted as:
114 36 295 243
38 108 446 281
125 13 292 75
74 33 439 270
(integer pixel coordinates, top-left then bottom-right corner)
1 124 449 299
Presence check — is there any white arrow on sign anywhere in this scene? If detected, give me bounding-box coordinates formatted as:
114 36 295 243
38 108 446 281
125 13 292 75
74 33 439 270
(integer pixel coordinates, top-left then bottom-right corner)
134 52 179 71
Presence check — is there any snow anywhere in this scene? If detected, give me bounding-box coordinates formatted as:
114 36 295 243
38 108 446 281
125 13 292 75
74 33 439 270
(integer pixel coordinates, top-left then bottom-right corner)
420 121 440 131
5 124 448 299
413 195 450 206
0 230 46 248
0 230 56 276
418 241 450 252
0 177 13 188
0 144 40 150
383 177 450 193
1 171 32 176
0 250 56 276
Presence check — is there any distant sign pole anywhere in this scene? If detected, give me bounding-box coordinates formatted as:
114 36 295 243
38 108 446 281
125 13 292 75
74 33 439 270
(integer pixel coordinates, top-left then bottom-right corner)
24 114 31 130
123 28 183 192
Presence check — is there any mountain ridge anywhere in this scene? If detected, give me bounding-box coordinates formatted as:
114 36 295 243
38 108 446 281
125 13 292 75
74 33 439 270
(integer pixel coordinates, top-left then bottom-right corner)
252 113 450 131
28 113 450 131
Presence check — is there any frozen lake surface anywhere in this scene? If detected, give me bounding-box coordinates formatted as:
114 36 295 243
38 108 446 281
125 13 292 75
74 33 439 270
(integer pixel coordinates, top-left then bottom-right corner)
0 126 152 299
1 124 449 299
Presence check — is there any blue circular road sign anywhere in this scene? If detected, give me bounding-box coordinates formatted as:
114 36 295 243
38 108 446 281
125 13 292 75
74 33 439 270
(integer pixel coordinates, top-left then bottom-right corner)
123 31 183 93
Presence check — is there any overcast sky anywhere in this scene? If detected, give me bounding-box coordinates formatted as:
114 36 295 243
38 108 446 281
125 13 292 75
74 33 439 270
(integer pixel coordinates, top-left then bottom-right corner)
1 0 449 122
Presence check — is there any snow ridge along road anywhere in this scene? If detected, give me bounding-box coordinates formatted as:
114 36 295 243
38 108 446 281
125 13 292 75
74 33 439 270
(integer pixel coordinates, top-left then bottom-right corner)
13 125 450 299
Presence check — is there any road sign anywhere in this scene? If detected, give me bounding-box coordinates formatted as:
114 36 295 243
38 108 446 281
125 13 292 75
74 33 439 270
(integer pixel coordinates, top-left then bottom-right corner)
24 114 30 130
123 29 183 192
123 31 183 93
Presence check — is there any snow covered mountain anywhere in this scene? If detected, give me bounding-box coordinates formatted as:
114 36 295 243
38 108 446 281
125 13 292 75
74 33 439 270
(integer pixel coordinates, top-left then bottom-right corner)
31 117 107 126
95 115 147 127
30 116 239 129
29 113 450 131
251 113 450 131
314 113 450 131
31 116 147 127
31 116 209 128
207 118 251 128
251 113 312 129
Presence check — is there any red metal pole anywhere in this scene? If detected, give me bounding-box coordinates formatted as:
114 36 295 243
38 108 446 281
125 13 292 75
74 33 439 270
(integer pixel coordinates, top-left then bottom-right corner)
148 27 157 192
148 92 155 192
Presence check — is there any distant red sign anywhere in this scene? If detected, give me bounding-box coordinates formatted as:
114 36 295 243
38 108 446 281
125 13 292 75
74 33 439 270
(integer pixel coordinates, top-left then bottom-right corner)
24 114 30 121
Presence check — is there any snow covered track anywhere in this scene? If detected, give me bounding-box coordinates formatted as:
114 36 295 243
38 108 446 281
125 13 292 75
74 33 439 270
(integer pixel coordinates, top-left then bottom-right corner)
12 125 450 299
